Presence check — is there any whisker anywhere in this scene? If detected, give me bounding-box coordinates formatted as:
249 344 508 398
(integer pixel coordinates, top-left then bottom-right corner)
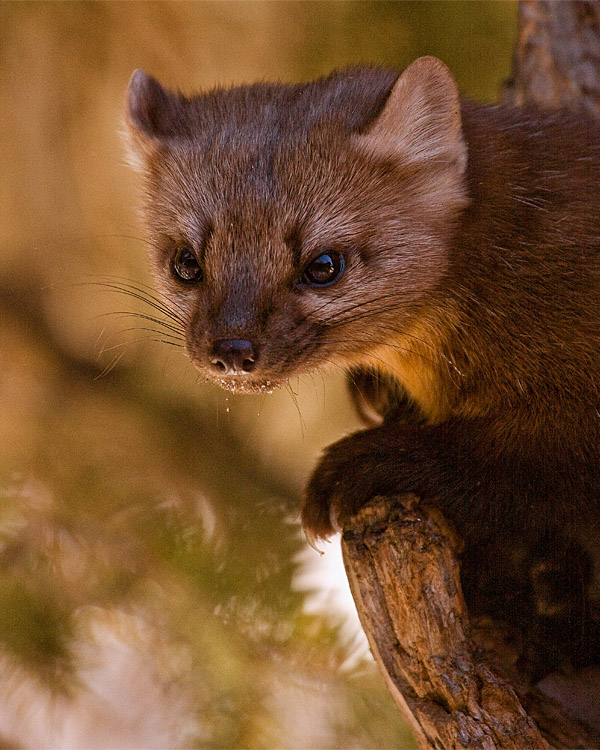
311 291 424 331
94 289 184 328
320 346 418 386
339 322 463 377
97 310 185 337
312 289 397 319
100 335 185 354
308 288 348 318
310 293 422 333
80 274 187 322
311 297 463 376
285 380 306 437
92 274 188 319
108 324 184 342
321 334 430 362
322 299 411 329
94 350 127 380
88 280 187 327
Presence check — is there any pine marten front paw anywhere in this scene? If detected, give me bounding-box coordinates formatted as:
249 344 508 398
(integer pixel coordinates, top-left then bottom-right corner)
301 429 393 547
301 465 346 546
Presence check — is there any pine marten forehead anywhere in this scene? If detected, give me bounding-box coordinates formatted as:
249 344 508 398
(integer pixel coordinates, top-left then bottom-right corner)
136 68 402 233
182 67 398 144
139 68 411 263
146 134 358 241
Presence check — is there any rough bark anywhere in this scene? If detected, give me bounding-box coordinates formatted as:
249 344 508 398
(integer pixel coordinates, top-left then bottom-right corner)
342 496 546 749
340 2 600 747
342 496 600 749
503 0 600 113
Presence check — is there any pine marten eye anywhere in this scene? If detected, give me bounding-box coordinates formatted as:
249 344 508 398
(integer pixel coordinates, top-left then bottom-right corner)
302 252 345 287
171 244 203 284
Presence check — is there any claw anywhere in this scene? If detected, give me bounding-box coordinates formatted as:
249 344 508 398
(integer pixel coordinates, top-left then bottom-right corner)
303 525 326 555
329 503 343 535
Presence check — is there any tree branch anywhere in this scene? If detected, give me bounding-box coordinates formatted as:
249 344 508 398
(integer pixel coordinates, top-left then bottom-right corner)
342 497 544 748
341 496 600 748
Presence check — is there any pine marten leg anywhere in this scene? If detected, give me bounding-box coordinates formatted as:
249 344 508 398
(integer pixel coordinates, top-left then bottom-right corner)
302 418 517 540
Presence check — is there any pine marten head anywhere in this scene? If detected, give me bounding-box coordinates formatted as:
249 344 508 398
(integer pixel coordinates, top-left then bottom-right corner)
125 57 468 394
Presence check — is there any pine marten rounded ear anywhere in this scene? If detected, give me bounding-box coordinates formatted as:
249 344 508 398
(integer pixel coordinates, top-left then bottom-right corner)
359 56 467 173
126 69 185 140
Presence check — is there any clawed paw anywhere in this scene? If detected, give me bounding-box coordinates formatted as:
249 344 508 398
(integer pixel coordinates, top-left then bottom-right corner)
301 477 345 549
301 428 391 549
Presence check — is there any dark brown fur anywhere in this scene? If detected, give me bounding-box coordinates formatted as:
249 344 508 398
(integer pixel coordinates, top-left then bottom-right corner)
126 59 600 679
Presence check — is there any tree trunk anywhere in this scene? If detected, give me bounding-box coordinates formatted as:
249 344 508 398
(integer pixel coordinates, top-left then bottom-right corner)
340 2 600 747
503 0 600 114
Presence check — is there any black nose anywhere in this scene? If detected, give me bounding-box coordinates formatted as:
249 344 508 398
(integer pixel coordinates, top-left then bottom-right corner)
210 339 256 374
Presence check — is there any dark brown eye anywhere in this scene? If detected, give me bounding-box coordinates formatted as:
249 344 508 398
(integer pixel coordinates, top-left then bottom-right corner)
171 245 203 284
302 252 345 287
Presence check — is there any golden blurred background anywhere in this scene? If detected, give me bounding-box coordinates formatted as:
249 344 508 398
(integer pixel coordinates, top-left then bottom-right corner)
0 3 516 747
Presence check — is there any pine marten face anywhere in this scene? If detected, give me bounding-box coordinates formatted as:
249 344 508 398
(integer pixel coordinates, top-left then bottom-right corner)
125 59 468 393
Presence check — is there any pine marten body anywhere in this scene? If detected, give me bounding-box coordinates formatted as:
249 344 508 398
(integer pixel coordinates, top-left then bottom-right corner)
125 58 600 678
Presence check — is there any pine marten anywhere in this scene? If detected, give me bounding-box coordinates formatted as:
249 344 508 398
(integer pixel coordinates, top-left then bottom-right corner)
125 57 600 680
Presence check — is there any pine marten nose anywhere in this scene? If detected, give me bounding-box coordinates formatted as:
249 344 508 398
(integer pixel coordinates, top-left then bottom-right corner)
210 339 256 374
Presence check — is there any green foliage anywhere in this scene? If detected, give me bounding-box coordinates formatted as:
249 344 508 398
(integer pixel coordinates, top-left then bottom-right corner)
0 575 74 686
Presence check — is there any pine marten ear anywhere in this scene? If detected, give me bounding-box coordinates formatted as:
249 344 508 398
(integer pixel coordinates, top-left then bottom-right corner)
126 70 186 139
358 56 467 173
124 70 188 170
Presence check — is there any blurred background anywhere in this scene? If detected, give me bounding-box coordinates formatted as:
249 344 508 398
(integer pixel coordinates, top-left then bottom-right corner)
0 3 516 747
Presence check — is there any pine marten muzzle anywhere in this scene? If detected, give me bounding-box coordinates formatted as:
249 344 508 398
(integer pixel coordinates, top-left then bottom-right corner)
125 57 600 680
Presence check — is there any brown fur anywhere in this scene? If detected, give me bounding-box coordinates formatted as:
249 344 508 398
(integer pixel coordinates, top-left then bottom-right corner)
126 58 600 679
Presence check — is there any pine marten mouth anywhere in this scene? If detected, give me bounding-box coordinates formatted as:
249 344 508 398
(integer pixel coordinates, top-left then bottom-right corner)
208 374 283 395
